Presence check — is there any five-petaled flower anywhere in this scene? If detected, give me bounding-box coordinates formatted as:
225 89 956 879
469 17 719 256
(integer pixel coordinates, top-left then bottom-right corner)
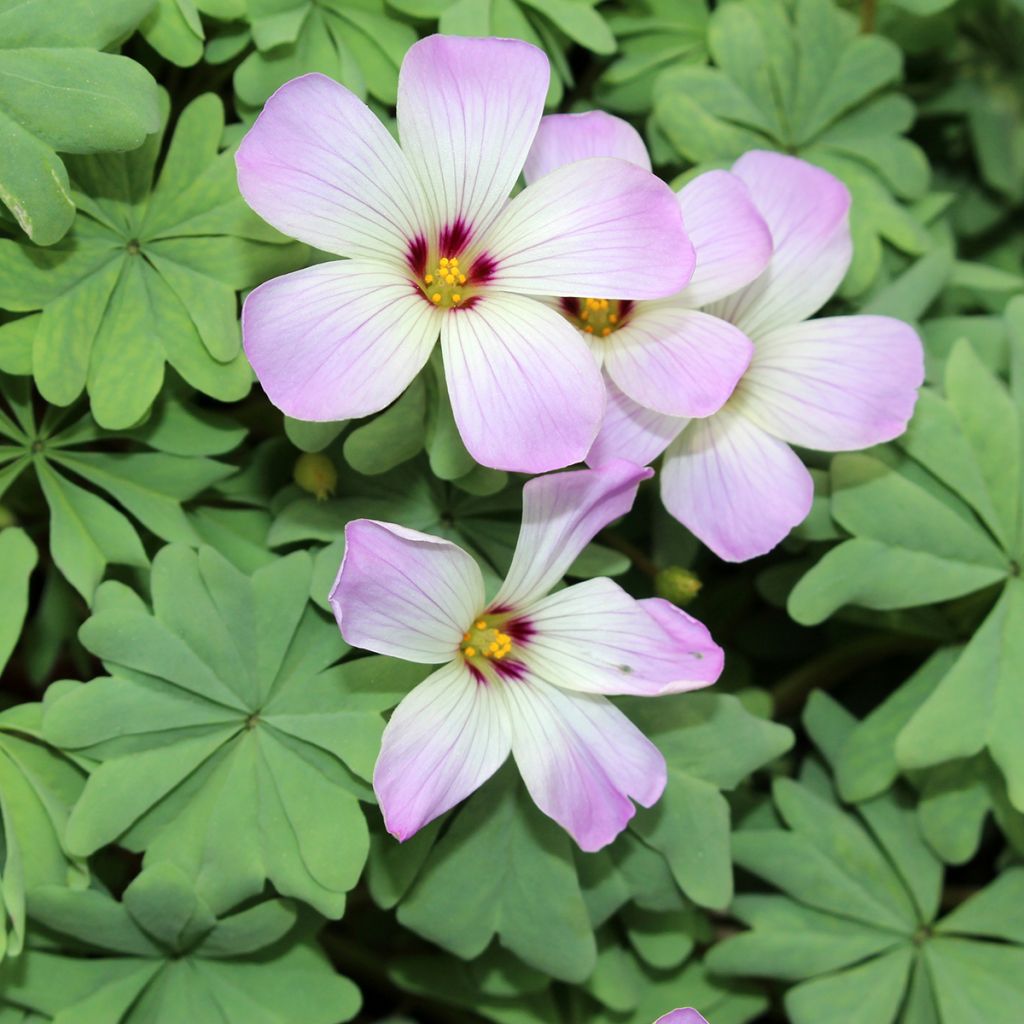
235 35 694 474
654 1011 710 1024
528 114 924 561
329 460 723 851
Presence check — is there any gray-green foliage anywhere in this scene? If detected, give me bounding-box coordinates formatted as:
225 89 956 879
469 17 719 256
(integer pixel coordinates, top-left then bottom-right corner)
0 0 1022 1020
0 0 161 245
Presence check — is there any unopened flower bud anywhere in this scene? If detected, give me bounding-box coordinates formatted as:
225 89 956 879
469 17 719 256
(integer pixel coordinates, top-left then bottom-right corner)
655 566 702 606
293 452 337 501
0 505 15 530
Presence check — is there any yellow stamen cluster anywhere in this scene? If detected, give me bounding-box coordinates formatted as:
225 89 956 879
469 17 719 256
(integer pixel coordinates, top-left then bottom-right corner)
461 619 512 661
425 256 468 307
576 297 619 337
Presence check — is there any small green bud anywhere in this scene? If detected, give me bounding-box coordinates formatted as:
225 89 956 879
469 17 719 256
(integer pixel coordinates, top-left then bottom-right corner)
293 452 338 501
655 566 702 606
0 505 15 530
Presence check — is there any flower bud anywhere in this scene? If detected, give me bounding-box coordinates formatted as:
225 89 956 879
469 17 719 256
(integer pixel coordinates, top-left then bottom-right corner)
655 566 702 606
293 452 337 501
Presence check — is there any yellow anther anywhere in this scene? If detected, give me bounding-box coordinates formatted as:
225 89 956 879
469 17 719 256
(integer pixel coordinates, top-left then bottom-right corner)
450 257 459 266
609 313 618 324
580 309 590 320
424 274 434 284
459 274 466 284
445 274 456 284
476 621 487 630
601 327 612 337
464 646 476 657
440 257 449 267
585 325 594 333
431 293 442 303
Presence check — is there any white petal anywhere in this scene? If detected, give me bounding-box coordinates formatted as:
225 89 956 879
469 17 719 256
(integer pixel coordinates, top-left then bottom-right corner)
374 660 512 840
440 294 605 473
396 35 548 246
739 315 924 450
242 261 441 421
708 151 852 336
481 158 694 299
673 169 773 307
524 111 651 182
506 676 666 852
331 520 484 663
521 578 723 695
604 307 753 417
494 461 652 609
660 405 814 562
587 376 686 468
236 73 428 264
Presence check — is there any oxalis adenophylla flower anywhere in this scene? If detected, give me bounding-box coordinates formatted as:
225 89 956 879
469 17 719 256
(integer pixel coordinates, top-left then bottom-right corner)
329 461 723 852
235 35 694 473
528 114 924 561
525 111 771 422
655 1012 709 1024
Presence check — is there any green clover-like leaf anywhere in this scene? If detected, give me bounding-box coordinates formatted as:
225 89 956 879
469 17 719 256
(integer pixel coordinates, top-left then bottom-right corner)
42 545 430 917
0 863 360 1023
708 693 1024 1024
0 0 161 245
0 704 88 963
0 92 305 428
652 0 933 295
234 0 418 111
789 312 1024 811
0 375 244 603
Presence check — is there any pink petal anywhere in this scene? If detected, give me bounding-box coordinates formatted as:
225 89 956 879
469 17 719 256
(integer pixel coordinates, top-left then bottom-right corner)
494 460 652 608
505 676 667 852
654 1011 709 1024
482 157 694 299
709 151 851 336
660 406 814 562
236 73 428 263
587 376 685 469
674 170 773 307
523 111 651 183
440 294 605 473
374 660 512 840
521 578 723 695
397 35 549 247
604 307 753 417
740 315 924 450
242 261 441 421
330 520 484 663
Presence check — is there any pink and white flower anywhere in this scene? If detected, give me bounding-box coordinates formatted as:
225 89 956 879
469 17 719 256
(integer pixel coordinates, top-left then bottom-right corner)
329 460 723 852
533 120 923 560
654 1011 709 1024
524 111 773 421
235 36 694 474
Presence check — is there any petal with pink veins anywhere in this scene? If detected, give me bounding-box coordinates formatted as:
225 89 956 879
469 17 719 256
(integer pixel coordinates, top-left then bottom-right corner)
494 460 652 608
660 405 814 562
397 35 549 247
654 1011 710 1024
524 111 651 183
236 73 428 264
673 170 773 308
739 315 925 450
709 151 851 337
374 660 512 840
520 578 723 695
505 676 666 851
604 307 753 418
482 157 694 299
242 261 441 421
331 520 484 663
587 377 686 469
440 294 605 473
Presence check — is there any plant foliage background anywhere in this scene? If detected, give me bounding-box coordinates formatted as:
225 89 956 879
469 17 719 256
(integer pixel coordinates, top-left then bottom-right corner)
1 0 1022 1021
